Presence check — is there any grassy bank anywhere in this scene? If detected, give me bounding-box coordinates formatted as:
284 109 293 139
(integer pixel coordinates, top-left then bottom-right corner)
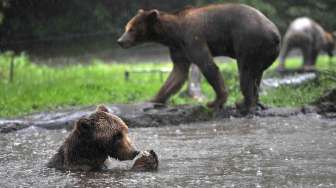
0 52 335 117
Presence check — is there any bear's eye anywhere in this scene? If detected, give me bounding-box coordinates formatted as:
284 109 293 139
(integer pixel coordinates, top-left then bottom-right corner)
115 132 123 140
129 28 136 33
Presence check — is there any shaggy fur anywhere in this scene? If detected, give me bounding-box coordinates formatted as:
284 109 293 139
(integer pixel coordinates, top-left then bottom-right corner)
47 105 139 171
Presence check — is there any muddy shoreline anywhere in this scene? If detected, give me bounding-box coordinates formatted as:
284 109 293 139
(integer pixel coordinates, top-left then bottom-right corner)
1 72 334 133
0 102 334 134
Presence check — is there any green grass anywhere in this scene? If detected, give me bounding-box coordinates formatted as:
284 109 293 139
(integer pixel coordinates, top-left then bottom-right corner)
262 56 335 107
0 52 335 118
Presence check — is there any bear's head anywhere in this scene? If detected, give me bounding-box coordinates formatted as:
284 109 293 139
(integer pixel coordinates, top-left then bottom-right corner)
74 105 139 161
324 31 336 55
117 9 160 48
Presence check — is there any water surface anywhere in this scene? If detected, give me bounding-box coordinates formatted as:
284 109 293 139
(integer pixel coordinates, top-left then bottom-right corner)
1 114 336 187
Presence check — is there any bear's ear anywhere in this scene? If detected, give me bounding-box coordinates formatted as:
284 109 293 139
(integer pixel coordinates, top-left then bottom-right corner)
332 31 336 39
76 117 92 133
96 104 109 113
147 9 159 23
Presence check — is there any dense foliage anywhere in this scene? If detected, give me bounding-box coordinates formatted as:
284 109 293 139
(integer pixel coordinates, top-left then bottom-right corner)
1 0 336 53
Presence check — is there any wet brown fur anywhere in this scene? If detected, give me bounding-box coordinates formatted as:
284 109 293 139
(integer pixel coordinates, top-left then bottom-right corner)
323 32 335 58
47 105 138 171
118 3 281 114
131 150 159 171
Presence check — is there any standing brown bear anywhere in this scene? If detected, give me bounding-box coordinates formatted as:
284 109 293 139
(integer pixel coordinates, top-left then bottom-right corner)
117 3 281 114
278 17 335 71
47 105 139 171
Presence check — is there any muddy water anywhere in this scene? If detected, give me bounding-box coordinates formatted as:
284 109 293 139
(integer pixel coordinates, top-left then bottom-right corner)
1 114 336 187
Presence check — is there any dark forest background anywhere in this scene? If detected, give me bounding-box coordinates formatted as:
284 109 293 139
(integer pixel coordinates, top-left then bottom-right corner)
1 0 336 56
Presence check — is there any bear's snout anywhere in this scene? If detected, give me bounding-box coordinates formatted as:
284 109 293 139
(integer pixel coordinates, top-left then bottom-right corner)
117 33 134 48
115 147 139 161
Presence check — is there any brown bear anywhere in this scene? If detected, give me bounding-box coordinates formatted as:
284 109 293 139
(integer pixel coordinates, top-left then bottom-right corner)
117 3 280 114
278 17 335 71
47 105 139 171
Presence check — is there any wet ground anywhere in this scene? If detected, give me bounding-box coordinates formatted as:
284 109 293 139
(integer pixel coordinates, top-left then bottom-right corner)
0 72 324 133
1 114 335 187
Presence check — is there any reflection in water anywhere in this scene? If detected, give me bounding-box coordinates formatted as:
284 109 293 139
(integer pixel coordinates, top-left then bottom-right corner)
261 73 316 88
0 115 336 187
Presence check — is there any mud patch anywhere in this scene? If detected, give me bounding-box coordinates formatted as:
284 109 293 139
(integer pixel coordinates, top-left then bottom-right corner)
0 103 328 134
314 88 336 118
0 103 211 133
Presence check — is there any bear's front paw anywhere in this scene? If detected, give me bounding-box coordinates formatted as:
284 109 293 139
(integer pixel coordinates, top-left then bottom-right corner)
235 101 258 115
206 99 225 110
206 93 227 110
131 150 159 171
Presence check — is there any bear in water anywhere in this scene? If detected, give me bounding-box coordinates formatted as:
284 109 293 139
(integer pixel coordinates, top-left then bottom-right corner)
47 105 139 171
117 4 280 114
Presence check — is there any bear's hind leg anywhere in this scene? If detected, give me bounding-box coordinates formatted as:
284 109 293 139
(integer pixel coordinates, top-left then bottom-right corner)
302 45 317 71
236 64 259 114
